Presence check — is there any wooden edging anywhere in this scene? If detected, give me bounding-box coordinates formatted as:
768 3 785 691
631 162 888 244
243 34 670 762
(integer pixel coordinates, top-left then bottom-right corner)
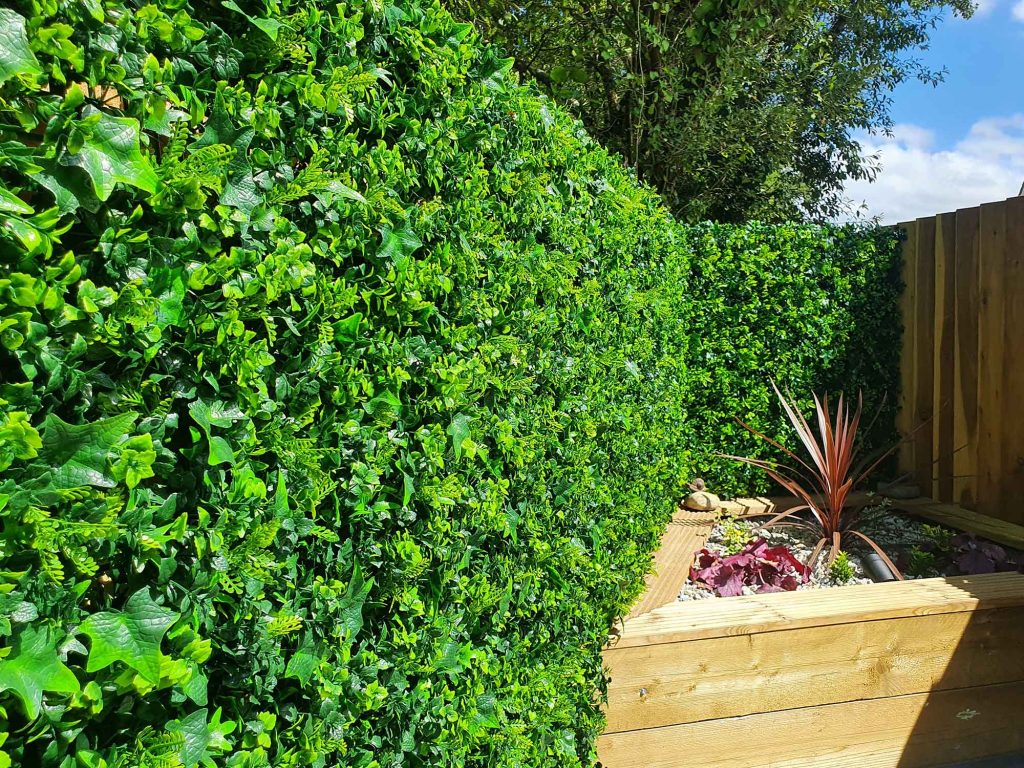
611 571 1024 649
599 680 1024 768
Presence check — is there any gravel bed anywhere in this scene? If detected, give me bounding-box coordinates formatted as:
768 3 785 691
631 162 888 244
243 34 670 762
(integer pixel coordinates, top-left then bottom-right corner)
679 507 897 602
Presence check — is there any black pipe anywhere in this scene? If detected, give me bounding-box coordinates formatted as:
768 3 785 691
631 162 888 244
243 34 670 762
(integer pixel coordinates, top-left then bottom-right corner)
862 549 898 582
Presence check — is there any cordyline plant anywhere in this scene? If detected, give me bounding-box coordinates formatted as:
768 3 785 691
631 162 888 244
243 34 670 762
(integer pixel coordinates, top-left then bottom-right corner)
723 382 904 578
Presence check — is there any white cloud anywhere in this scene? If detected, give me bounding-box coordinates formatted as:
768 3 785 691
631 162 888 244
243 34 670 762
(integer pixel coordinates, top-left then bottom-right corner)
973 0 999 17
844 115 1024 223
1013 0 1024 20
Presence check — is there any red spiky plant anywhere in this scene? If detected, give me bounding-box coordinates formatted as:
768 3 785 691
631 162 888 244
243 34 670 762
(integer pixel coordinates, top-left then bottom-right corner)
722 382 903 578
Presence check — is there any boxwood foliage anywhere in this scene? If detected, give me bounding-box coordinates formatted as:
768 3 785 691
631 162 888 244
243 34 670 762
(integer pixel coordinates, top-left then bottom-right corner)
685 222 903 496
0 1 900 767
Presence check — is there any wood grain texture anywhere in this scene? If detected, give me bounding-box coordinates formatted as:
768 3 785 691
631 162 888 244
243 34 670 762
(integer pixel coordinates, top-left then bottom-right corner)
598 681 1024 768
900 219 920 477
609 572 1024 650
604 606 1024 732
976 201 1007 519
899 497 1024 550
914 216 937 492
626 508 715 620
953 206 980 509
933 212 957 501
1001 196 1024 524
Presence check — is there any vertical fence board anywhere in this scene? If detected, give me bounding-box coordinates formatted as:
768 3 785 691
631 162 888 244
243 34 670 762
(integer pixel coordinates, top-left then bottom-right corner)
1001 197 1024 524
913 218 937 492
953 207 980 509
932 213 957 502
976 201 1007 520
899 221 920 479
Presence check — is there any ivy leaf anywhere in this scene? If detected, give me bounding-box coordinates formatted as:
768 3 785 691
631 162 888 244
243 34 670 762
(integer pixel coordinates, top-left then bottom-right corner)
35 159 102 215
338 563 372 638
377 223 422 271
79 589 179 684
61 108 159 200
447 414 474 460
284 637 316 685
194 101 258 212
167 709 211 768
0 10 42 84
39 412 138 489
0 626 80 719
222 0 285 40
477 52 515 92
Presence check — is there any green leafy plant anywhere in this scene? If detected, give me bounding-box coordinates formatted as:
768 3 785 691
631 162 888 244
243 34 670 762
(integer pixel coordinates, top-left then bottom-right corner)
717 516 756 556
829 550 856 584
906 547 939 578
0 0 903 764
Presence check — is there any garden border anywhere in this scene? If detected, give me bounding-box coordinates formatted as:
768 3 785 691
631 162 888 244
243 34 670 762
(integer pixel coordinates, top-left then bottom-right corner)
599 500 1024 768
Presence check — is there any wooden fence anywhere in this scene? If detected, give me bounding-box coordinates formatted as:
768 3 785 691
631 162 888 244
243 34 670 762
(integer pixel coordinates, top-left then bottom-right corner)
898 195 1024 525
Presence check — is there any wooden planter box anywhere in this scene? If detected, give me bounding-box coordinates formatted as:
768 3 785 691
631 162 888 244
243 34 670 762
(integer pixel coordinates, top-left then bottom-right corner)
599 501 1024 768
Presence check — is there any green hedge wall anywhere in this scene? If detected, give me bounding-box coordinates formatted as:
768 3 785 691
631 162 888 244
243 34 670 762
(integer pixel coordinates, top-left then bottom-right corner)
684 222 903 496
0 0 900 766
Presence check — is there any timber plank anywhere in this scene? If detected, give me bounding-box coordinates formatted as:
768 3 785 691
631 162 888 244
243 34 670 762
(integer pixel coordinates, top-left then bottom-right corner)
898 497 1024 550
597 680 1024 768
914 217 937 493
933 212 957 501
900 220 920 479
610 572 1024 649
953 206 981 509
604 606 1024 732
627 508 715 619
977 201 1007 519
1001 196 1024 524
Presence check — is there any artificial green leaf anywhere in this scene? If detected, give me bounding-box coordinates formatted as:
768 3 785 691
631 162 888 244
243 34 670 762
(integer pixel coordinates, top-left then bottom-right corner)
193 101 258 212
284 638 316 685
0 626 80 718
0 188 32 215
167 709 211 768
447 414 474 460
0 10 42 84
377 223 422 267
39 412 137 489
223 0 285 40
79 589 178 684
61 108 158 200
477 53 515 91
338 563 372 638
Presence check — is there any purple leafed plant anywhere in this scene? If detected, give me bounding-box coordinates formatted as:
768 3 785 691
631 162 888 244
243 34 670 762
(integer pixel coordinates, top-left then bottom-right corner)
952 534 1013 574
690 539 810 597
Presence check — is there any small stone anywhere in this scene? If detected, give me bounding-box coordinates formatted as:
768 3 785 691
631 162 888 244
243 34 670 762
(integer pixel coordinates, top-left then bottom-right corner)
684 491 721 511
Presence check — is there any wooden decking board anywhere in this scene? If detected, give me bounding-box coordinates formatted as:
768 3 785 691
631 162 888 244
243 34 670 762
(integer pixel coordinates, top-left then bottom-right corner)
719 494 1024 549
598 680 1024 768
611 572 1024 649
626 507 715 619
897 497 1024 550
604 606 1024 733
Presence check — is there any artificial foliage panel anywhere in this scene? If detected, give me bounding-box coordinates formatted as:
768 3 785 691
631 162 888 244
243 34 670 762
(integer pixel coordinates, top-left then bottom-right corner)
0 0 901 766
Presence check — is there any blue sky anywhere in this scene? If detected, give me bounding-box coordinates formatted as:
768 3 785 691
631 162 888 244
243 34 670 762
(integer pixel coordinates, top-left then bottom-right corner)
844 0 1024 223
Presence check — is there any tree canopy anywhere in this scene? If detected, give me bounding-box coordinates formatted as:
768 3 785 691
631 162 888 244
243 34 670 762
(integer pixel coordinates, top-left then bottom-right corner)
451 0 974 222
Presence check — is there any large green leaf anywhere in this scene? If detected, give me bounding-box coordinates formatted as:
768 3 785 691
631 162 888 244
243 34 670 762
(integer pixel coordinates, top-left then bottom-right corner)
193 102 259 212
79 589 178 684
61 108 159 200
0 626 80 718
39 412 137 489
0 10 42 84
